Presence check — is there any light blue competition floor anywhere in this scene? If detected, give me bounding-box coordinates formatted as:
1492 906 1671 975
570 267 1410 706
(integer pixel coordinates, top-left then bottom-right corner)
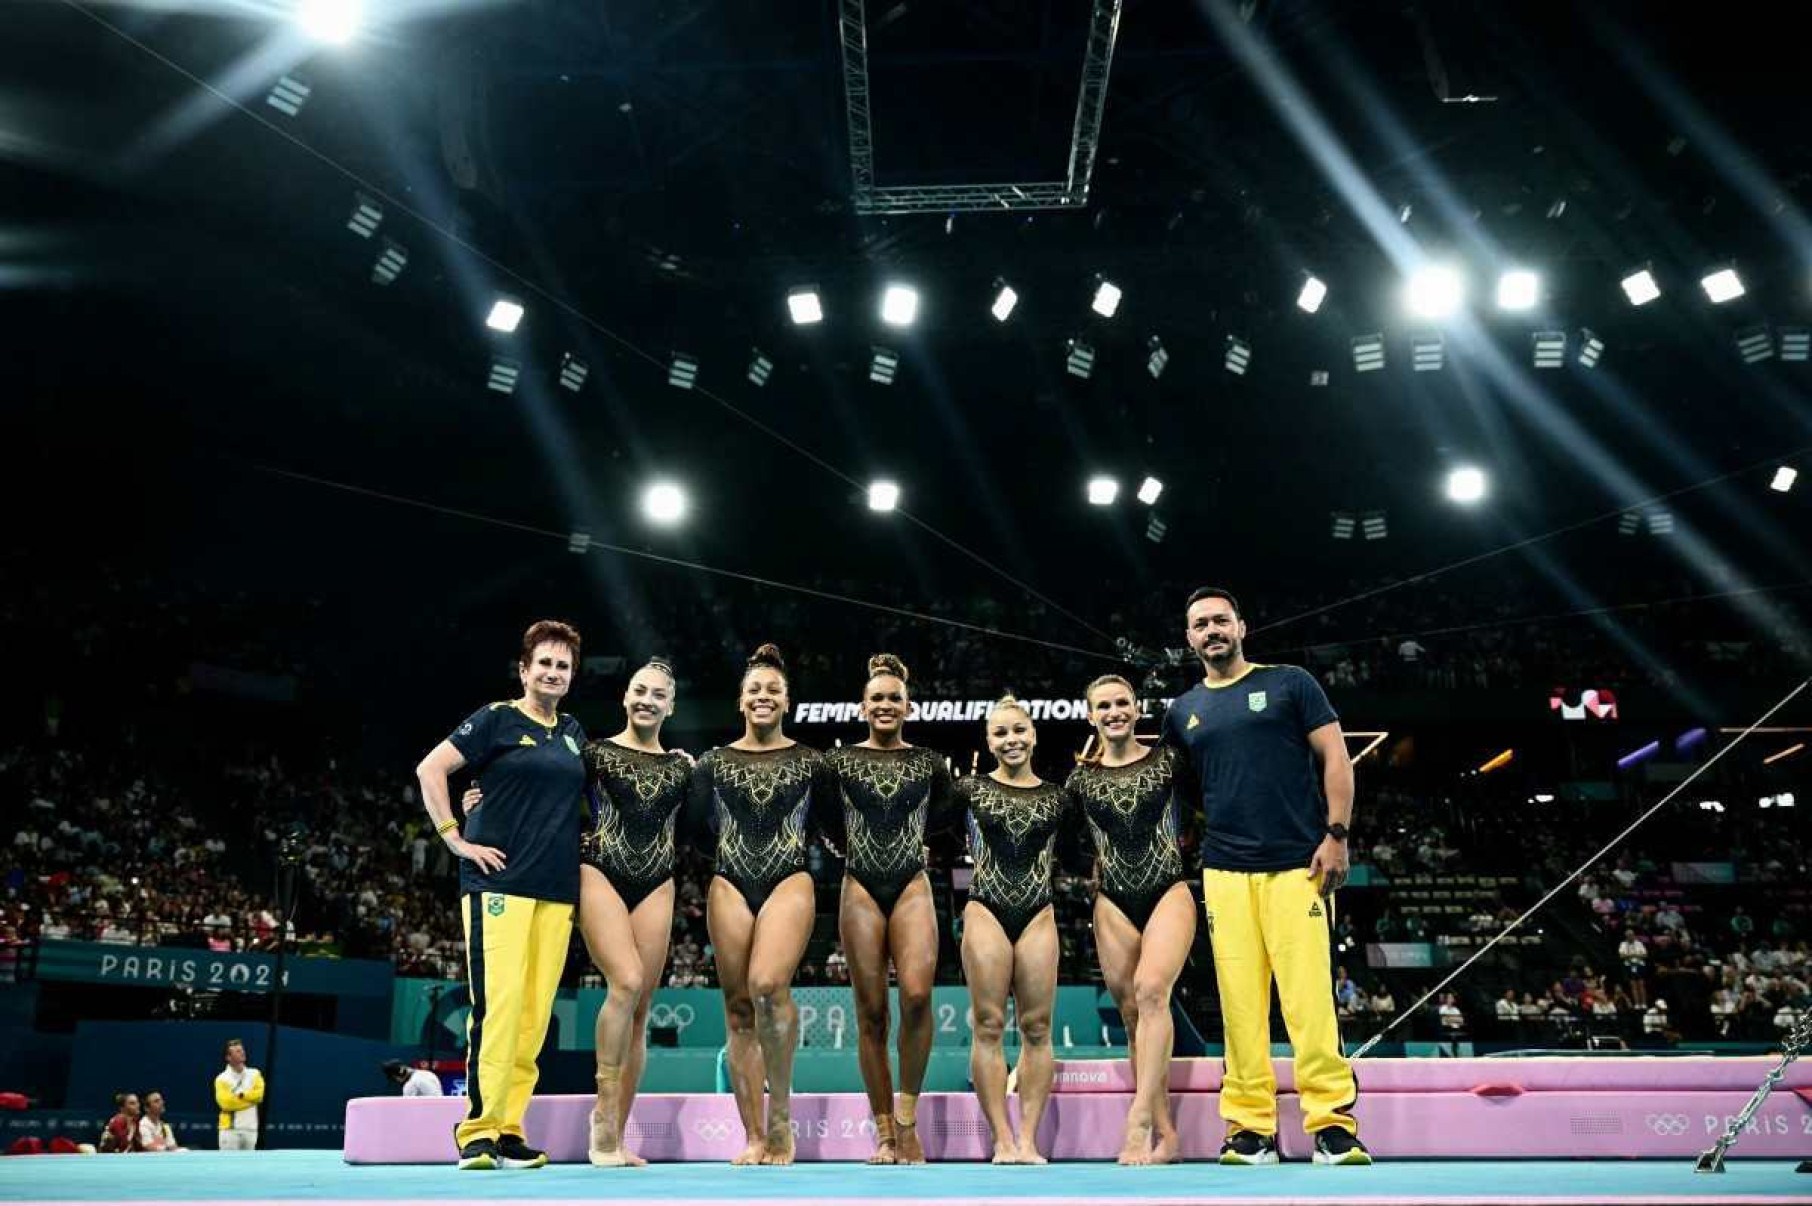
1 1151 1807 1205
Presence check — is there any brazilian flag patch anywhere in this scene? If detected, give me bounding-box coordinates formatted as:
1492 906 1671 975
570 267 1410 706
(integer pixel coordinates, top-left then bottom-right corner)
486 894 506 917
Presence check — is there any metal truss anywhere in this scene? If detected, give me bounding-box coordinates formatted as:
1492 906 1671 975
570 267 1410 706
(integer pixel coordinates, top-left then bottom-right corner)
838 0 1124 215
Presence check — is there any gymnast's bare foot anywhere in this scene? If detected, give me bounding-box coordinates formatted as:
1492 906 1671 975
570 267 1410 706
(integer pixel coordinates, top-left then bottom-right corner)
991 1139 1020 1164
1015 1137 1048 1165
760 1115 796 1165
1117 1121 1155 1166
1151 1129 1181 1164
731 1137 767 1166
895 1118 925 1165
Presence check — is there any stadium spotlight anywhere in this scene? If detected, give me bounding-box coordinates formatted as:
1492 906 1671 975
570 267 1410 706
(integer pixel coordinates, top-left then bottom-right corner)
1618 510 1641 535
1771 465 1798 493
990 280 1019 322
641 480 688 526
1700 267 1745 304
1411 333 1445 372
486 358 519 395
1621 268 1661 306
1735 326 1775 363
1146 337 1169 379
1090 277 1122 318
347 193 382 238
1137 476 1164 506
880 284 919 328
1496 269 1540 312
1065 339 1096 379
1297 275 1327 314
267 75 312 118
869 347 899 385
1224 336 1252 376
1405 264 1464 319
1779 327 1810 361
370 240 407 286
1352 333 1385 373
1362 511 1388 540
1445 465 1488 505
486 296 524 333
667 352 699 390
1577 328 1605 368
787 286 823 325
1330 512 1356 540
867 480 900 512
298 0 362 44
1145 514 1168 544
1647 507 1674 534
747 349 773 386
558 353 588 393
1086 476 1120 506
1532 330 1566 369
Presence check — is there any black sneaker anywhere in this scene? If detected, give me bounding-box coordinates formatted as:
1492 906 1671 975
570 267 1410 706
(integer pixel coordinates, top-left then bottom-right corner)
497 1135 549 1170
1312 1127 1372 1166
457 1138 498 1171
1218 1130 1279 1166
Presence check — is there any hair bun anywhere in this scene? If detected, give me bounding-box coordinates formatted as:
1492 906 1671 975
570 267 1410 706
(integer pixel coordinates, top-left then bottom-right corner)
867 652 909 683
747 643 786 674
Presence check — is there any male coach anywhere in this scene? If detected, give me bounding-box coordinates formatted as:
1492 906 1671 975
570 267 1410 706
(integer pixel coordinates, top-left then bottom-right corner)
1162 587 1369 1166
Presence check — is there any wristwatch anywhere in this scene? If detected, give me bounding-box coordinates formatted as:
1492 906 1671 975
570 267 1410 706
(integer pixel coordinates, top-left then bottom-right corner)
1325 822 1350 842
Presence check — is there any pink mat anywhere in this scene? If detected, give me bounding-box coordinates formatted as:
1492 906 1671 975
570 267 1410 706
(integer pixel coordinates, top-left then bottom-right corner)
342 1092 1227 1164
345 1059 1812 1163
1052 1056 1812 1094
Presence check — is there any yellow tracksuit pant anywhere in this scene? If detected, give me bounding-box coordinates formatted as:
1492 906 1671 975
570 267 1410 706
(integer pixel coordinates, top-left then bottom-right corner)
456 891 574 1150
1203 869 1358 1138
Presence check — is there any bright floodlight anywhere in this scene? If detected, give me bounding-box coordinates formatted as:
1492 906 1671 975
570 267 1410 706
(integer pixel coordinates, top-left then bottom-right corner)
485 297 524 333
1405 265 1464 319
787 287 823 325
1445 465 1488 505
298 0 362 44
1091 278 1122 318
1297 275 1327 314
641 481 688 526
1621 269 1661 306
990 282 1019 322
1086 476 1120 506
1137 476 1164 505
880 284 919 328
1701 267 1745 304
1496 269 1540 312
867 480 900 512
1772 466 1799 493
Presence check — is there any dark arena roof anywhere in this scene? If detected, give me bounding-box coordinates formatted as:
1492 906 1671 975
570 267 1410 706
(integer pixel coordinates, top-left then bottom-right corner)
3 0 1809 757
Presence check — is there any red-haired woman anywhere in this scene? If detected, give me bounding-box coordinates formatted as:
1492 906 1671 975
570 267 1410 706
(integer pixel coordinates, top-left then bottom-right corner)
417 620 588 1172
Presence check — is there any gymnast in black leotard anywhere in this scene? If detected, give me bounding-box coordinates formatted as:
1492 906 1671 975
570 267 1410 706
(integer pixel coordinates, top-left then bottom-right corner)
1067 674 1198 1167
957 695 1076 1165
823 653 955 1164
692 643 832 1167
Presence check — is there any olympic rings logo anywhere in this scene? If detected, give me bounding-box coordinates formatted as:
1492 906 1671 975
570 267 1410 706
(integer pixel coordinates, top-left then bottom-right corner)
1646 1114 1690 1136
648 1004 696 1031
692 1119 733 1140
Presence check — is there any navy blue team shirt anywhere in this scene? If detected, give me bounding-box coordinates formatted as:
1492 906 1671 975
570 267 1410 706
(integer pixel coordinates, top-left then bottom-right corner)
1162 664 1339 872
448 702 588 904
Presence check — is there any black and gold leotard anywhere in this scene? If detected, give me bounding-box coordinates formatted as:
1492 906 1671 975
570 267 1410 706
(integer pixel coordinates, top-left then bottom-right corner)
580 740 692 911
956 775 1075 943
689 744 834 914
1065 745 1187 931
823 745 956 915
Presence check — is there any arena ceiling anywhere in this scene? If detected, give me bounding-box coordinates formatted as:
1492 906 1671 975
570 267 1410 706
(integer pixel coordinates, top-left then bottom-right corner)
5 0 1810 638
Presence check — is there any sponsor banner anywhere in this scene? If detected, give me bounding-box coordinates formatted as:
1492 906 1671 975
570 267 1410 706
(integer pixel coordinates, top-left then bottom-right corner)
1364 941 1452 969
791 698 1178 725
33 940 393 998
1671 861 1737 885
